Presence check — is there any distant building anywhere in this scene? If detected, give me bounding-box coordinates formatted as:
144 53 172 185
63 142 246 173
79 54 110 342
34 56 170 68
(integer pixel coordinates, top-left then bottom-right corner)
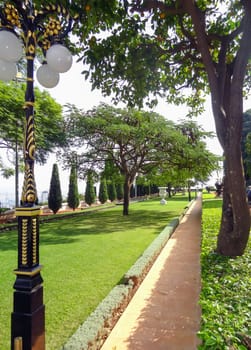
0 193 15 208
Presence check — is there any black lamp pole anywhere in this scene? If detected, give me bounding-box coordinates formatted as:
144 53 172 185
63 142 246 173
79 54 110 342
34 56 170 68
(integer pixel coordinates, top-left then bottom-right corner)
0 2 77 349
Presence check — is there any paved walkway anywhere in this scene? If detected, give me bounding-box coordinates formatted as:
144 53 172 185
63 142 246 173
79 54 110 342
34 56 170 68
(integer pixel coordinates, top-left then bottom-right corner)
100 197 202 350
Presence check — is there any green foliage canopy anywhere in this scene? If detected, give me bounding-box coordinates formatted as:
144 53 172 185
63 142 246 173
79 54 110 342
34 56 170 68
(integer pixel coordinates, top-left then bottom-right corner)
61 104 214 178
31 0 251 253
60 103 216 214
0 81 64 172
64 0 251 255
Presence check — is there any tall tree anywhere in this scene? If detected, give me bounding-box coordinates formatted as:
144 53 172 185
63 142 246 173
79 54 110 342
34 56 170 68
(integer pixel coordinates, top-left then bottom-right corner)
48 163 62 214
67 165 79 211
70 0 251 256
61 104 215 215
0 81 64 163
0 80 64 205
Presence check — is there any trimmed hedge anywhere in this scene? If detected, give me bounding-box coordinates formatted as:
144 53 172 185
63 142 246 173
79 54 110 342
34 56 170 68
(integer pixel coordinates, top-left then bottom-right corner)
62 284 134 350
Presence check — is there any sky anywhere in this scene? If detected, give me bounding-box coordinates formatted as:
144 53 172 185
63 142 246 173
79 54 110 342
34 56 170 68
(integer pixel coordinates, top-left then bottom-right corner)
1 56 248 206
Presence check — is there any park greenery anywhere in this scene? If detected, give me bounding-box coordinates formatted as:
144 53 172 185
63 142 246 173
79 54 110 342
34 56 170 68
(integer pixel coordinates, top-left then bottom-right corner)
67 165 80 210
0 80 64 174
1 195 249 349
2 0 251 254
0 0 251 348
199 198 251 349
98 177 109 204
0 79 217 214
60 103 217 214
48 163 62 214
35 0 251 256
84 171 96 206
0 196 189 350
0 80 64 206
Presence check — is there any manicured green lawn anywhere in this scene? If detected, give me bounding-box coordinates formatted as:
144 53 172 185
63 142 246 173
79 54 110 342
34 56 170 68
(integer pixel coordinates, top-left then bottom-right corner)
0 196 188 350
199 199 251 349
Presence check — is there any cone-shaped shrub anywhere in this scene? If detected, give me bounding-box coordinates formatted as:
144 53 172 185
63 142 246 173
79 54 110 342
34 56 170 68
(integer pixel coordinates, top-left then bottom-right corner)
85 174 96 205
108 181 117 202
116 183 124 200
48 163 62 214
67 165 79 211
99 178 108 204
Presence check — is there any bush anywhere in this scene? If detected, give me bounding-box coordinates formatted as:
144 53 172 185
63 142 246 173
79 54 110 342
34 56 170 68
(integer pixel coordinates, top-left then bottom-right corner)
0 208 10 214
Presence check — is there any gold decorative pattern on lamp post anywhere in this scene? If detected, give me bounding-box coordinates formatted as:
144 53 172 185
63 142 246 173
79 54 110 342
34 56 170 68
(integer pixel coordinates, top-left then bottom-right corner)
21 219 28 266
0 1 78 349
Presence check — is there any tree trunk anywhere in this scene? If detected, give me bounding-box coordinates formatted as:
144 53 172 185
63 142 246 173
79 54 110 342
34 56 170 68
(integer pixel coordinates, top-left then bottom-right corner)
207 56 251 256
167 183 172 198
123 179 131 215
214 87 250 256
188 181 192 202
185 0 251 256
216 145 250 256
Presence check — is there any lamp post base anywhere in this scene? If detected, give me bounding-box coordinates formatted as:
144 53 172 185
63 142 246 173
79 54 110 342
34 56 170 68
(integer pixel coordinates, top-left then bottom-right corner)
11 207 45 350
11 282 45 350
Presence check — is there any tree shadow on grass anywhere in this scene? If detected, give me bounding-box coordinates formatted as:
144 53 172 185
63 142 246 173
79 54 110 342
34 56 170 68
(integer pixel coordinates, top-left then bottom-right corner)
0 205 184 252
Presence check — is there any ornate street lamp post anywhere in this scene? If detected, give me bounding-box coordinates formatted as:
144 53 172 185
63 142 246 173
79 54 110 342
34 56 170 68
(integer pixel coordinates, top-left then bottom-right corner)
0 2 77 349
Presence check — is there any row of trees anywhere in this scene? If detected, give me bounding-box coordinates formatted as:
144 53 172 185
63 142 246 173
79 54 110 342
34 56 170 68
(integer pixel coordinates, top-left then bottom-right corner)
48 164 79 214
0 79 218 215
48 163 163 214
1 72 250 256
3 0 251 255
0 80 64 206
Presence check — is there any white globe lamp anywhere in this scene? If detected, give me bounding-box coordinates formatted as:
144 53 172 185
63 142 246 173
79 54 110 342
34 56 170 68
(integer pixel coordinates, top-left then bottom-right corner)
0 30 23 62
36 64 60 88
46 44 72 73
0 59 17 81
